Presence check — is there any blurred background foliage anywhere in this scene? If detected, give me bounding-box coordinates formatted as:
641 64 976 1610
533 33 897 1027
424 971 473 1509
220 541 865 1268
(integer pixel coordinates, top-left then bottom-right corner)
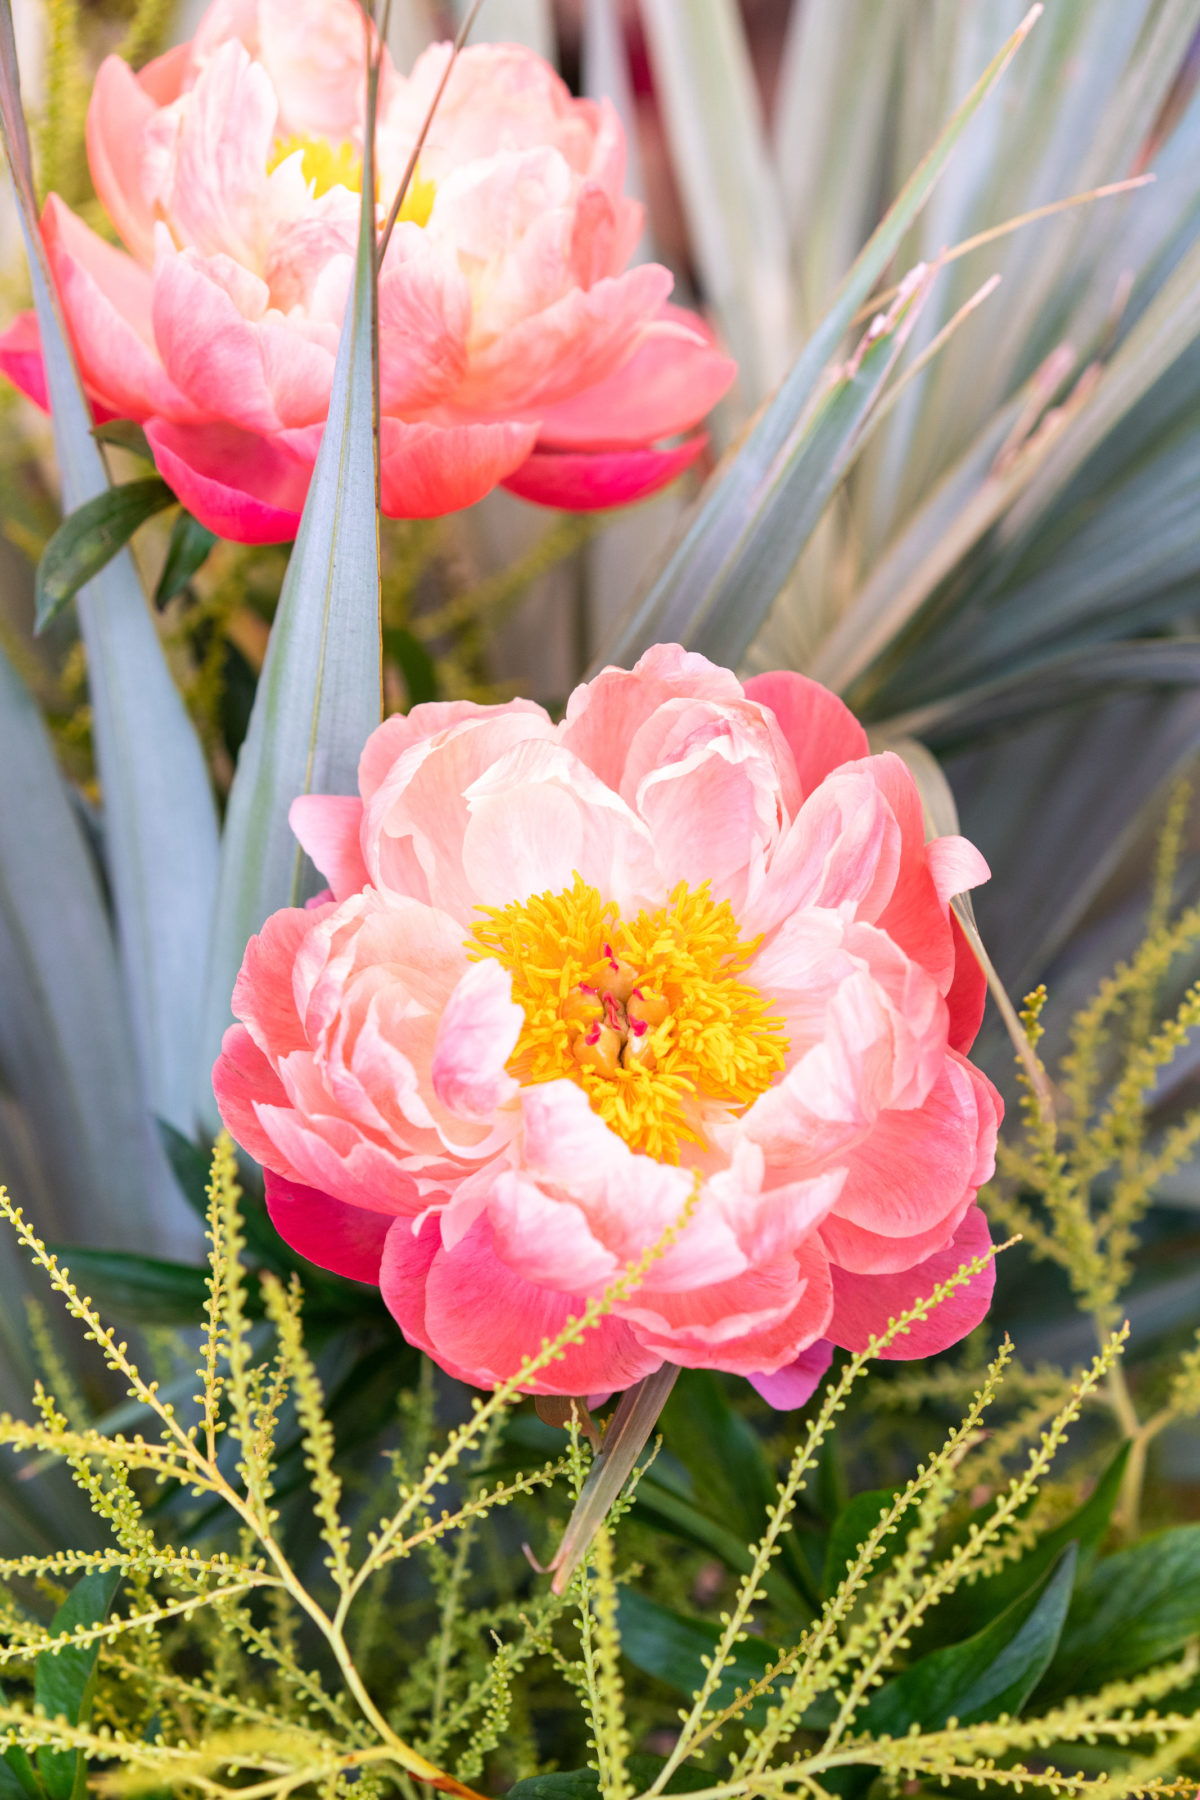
5 2 1200 1774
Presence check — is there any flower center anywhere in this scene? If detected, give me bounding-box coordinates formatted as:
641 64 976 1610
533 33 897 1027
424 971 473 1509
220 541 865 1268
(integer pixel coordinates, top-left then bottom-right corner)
266 135 437 224
465 876 789 1162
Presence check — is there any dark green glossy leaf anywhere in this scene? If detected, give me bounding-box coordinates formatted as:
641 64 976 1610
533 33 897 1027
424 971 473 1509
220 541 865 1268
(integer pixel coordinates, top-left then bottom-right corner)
663 1371 818 1606
1039 1524 1200 1701
866 1545 1075 1736
508 1755 713 1800
615 1589 784 1728
35 1568 122 1800
383 625 439 706
90 420 152 461
154 511 217 607
36 479 174 631
823 1486 908 1596
46 1247 214 1327
0 1759 39 1800
155 1119 212 1225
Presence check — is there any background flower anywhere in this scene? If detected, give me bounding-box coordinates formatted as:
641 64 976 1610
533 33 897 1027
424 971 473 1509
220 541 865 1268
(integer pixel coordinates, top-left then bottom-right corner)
0 0 734 542
215 647 1001 1403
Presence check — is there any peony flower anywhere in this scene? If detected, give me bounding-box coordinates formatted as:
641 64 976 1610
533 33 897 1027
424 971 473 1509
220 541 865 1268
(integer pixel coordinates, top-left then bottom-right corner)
214 646 1002 1406
0 0 735 543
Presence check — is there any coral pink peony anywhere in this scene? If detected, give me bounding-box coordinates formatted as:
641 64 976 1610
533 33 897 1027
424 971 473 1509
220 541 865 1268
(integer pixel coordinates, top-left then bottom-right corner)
214 647 1002 1405
0 0 735 542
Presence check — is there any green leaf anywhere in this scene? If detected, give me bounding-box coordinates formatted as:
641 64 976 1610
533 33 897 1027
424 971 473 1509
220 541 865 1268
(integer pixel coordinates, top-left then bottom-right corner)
199 46 382 1105
0 1755 40 1800
863 1544 1076 1740
823 1486 908 1596
595 6 1041 671
35 1568 122 1800
630 1474 810 1620
90 420 152 461
46 1247 213 1327
0 645 164 1249
0 1 219 1179
507 1755 712 1800
614 1590 786 1729
154 511 217 607
662 1371 819 1607
1039 1523 1200 1701
383 624 439 706
35 480 175 631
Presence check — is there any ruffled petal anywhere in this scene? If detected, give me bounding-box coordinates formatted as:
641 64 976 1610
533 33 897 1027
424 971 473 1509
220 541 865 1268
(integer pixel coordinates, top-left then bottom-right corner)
145 417 311 542
379 416 538 518
289 795 369 901
746 1339 833 1410
431 959 523 1122
743 670 870 798
502 435 706 510
265 1169 392 1282
827 1203 996 1360
536 304 735 449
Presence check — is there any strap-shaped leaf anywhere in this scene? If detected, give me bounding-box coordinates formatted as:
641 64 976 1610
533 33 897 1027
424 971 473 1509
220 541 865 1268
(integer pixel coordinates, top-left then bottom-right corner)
0 1 219 1169
595 6 1042 673
199 32 383 1097
0 647 161 1250
35 1568 123 1800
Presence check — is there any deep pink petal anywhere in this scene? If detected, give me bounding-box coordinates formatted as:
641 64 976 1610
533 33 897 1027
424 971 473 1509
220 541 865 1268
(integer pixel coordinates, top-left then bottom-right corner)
743 671 870 798
946 912 987 1053
827 1203 996 1359
86 53 167 264
145 417 310 543
289 795 369 902
503 435 706 510
0 311 49 410
536 304 735 449
746 1339 833 1410
265 1169 392 1282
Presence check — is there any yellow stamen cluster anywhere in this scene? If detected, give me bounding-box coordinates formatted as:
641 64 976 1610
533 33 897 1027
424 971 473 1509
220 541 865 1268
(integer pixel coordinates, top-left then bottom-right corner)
266 136 437 225
465 874 789 1163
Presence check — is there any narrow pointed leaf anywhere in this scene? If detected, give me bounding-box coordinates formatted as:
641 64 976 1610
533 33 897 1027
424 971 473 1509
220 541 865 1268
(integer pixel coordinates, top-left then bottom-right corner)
36 479 174 629
200 42 382 1101
594 7 1041 672
0 644 162 1247
155 510 218 607
0 1 219 1172
35 1568 122 1800
549 1364 679 1593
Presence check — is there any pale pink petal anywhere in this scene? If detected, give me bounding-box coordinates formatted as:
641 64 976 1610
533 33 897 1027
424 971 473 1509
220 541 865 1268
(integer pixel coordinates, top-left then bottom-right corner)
828 1203 996 1359
744 767 902 938
256 0 375 142
265 1169 392 1282
743 670 870 797
377 227 471 414
289 795 368 901
213 1022 298 1175
379 416 539 518
536 304 735 449
358 698 551 805
145 41 276 268
381 1211 663 1396
746 1339 833 1410
502 436 706 510
431 960 523 1121
86 54 169 264
559 645 745 793
145 417 310 543
852 752 957 990
927 835 991 908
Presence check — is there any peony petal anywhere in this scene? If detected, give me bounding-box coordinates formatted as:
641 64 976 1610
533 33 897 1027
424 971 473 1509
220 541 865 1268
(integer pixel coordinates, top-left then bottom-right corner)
43 197 202 424
265 1168 392 1282
828 1202 996 1359
743 670 870 798
746 1339 833 1410
431 959 523 1122
927 834 991 908
945 911 988 1053
86 52 178 265
536 304 735 449
379 416 538 518
145 417 310 542
381 1210 663 1396
289 795 369 901
0 311 49 410
502 435 706 510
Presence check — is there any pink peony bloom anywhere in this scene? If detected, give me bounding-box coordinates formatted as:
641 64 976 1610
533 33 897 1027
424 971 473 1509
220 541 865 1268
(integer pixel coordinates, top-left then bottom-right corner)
0 0 735 542
214 647 1002 1405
